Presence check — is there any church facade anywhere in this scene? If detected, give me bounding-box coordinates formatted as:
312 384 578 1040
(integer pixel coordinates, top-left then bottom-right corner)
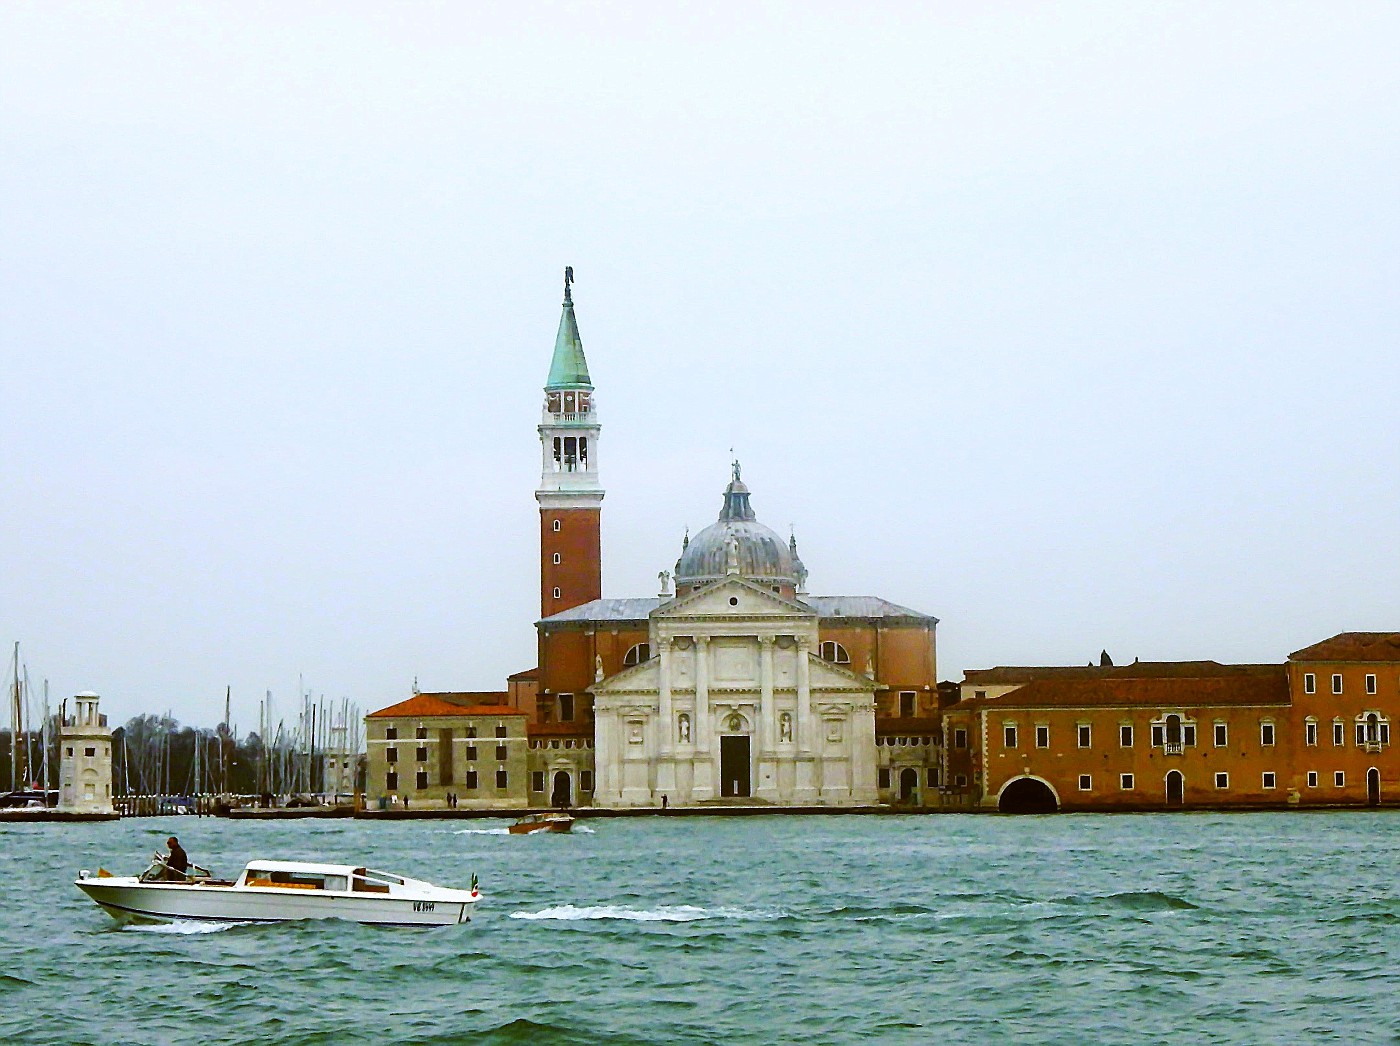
364 271 940 810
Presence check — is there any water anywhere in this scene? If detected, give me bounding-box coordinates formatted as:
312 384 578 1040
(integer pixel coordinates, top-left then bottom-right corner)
3 812 1399 1045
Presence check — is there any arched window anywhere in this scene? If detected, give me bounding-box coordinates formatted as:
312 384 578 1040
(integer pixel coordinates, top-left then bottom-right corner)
623 643 652 667
819 641 850 664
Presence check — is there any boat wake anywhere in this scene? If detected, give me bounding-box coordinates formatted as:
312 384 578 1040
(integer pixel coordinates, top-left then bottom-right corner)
510 904 783 923
450 827 513 836
125 919 251 935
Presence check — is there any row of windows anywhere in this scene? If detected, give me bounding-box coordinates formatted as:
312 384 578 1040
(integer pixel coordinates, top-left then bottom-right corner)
383 724 509 741
1074 771 1359 791
1001 716 1391 751
387 770 509 791
386 745 509 763
1303 672 1383 696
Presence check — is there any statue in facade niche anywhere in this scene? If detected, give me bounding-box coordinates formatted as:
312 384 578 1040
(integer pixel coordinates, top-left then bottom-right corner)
780 713 793 743
595 655 604 682
678 714 691 743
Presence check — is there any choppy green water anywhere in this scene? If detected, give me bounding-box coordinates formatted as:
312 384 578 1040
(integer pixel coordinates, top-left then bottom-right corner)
3 812 1399 1044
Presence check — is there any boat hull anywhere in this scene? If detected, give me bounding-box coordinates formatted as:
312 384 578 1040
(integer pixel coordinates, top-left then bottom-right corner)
75 879 475 927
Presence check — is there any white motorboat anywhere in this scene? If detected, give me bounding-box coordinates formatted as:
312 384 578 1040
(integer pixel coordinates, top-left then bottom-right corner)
75 856 480 927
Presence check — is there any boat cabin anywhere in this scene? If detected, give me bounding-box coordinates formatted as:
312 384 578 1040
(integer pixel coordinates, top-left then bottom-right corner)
236 861 407 894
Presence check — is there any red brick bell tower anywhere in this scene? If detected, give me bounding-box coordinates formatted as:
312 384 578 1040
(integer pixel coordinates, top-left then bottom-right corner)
536 267 603 618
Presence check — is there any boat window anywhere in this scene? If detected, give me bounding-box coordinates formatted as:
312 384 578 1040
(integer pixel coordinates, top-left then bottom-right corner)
322 875 348 892
360 869 405 886
247 870 331 890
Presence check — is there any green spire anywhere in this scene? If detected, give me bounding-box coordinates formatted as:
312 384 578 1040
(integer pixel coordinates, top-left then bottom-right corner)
546 266 592 389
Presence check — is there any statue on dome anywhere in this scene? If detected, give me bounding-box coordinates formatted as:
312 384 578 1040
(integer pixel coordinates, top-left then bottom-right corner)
658 570 672 595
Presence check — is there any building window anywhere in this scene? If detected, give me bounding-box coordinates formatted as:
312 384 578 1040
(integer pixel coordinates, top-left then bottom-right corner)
495 745 508 761
1303 672 1316 694
1120 773 1134 790
623 643 651 666
465 745 477 761
1260 721 1275 747
1357 712 1389 748
1152 714 1193 752
558 694 574 721
1333 720 1345 746
552 518 561 532
953 728 967 749
1214 723 1228 747
1262 772 1276 789
496 770 509 789
386 747 398 764
1307 771 1318 787
927 767 940 787
464 770 478 789
386 771 398 790
1305 719 1318 746
955 774 968 787
553 552 561 565
84 746 96 757
385 726 398 740
974 690 987 700
899 692 916 717
1078 775 1092 791
819 641 851 664
553 587 561 599
1215 772 1229 789
531 771 545 792
1366 674 1377 695
416 724 427 740
416 771 428 790
1332 674 1343 694
1076 724 1091 749
878 768 892 789
1003 724 1018 749
66 747 73 757
416 746 428 762
495 724 507 738
1335 771 1345 787
1035 725 1050 749
1120 724 1133 748
581 771 594 792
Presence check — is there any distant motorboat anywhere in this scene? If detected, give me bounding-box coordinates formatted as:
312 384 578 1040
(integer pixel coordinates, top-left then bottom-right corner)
509 811 576 834
75 855 479 926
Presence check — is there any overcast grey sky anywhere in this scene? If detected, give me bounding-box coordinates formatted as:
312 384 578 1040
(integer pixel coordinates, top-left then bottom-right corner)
2 2 1398 732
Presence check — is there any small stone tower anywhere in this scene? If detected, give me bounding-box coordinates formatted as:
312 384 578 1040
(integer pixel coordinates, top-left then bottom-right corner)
59 692 115 814
537 266 604 618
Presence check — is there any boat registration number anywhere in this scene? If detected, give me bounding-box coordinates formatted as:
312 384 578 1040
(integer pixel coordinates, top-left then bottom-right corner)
414 901 436 912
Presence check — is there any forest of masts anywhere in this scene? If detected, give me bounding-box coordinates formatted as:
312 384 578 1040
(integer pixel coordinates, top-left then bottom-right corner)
4 644 363 800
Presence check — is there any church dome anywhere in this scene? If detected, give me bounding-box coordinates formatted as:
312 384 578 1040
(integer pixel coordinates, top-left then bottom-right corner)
675 466 797 592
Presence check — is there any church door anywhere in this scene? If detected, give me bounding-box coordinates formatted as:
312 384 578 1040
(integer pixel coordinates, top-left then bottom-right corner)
720 735 751 798
551 771 572 809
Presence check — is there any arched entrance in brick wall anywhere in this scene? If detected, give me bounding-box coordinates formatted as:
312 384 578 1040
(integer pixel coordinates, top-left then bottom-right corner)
997 776 1058 813
1368 768 1381 806
1165 770 1184 806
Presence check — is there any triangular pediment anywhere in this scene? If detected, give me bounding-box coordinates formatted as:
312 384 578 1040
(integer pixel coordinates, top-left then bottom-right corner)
807 652 880 693
656 575 815 623
590 656 660 696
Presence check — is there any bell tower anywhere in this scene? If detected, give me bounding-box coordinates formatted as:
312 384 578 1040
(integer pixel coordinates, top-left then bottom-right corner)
536 267 603 617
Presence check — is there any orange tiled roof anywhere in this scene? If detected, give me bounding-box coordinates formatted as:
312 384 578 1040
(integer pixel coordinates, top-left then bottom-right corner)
947 671 1289 711
367 693 522 718
1289 633 1400 662
963 661 1280 685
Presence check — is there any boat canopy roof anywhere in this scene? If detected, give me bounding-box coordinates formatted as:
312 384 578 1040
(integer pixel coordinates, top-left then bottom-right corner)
243 861 368 877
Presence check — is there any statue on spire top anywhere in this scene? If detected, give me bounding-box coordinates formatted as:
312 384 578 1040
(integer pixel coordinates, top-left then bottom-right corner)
563 266 574 303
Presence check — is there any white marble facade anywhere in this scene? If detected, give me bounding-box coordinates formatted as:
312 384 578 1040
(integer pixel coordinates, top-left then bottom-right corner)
591 576 879 808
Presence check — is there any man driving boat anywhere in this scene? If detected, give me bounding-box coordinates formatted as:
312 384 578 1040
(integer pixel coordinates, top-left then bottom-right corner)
164 837 189 880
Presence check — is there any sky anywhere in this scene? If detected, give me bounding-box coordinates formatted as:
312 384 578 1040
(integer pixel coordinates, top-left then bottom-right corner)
2 2 1398 733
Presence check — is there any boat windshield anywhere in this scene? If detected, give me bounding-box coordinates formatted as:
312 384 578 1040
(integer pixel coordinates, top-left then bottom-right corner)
355 868 405 886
